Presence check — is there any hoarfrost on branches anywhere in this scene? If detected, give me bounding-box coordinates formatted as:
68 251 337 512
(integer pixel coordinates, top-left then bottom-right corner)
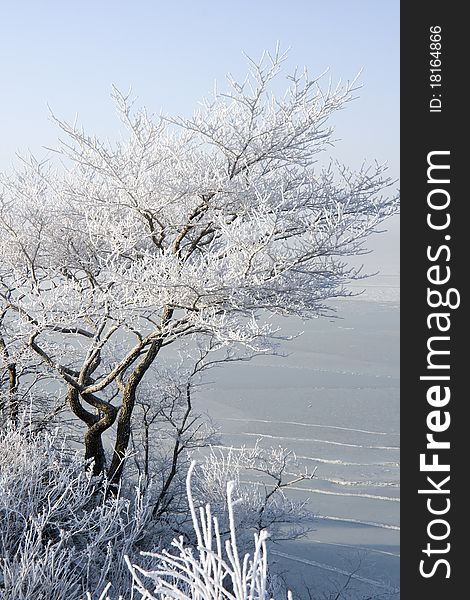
0 48 398 486
0 426 299 599
124 462 293 600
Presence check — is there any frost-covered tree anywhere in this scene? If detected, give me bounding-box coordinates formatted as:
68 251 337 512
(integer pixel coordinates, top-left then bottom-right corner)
0 49 398 486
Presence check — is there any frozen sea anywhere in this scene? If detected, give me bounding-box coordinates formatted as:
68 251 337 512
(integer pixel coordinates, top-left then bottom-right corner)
199 295 399 599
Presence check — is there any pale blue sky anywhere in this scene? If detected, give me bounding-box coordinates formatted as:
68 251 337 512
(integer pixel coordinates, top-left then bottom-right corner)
0 0 399 280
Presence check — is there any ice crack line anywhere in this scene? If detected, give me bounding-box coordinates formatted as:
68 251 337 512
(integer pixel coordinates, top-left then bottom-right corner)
271 550 399 591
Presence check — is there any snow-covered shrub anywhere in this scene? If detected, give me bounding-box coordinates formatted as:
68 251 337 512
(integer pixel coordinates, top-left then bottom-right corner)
119 462 292 600
0 426 157 599
0 427 306 599
193 444 314 546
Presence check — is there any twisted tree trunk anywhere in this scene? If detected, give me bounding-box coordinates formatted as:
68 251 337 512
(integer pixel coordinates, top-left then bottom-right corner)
67 386 117 476
108 338 163 488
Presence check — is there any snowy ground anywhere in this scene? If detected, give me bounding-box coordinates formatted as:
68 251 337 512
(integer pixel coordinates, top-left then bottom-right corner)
199 298 400 599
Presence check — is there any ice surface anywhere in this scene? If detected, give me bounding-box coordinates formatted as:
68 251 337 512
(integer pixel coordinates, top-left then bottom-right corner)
198 298 400 598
